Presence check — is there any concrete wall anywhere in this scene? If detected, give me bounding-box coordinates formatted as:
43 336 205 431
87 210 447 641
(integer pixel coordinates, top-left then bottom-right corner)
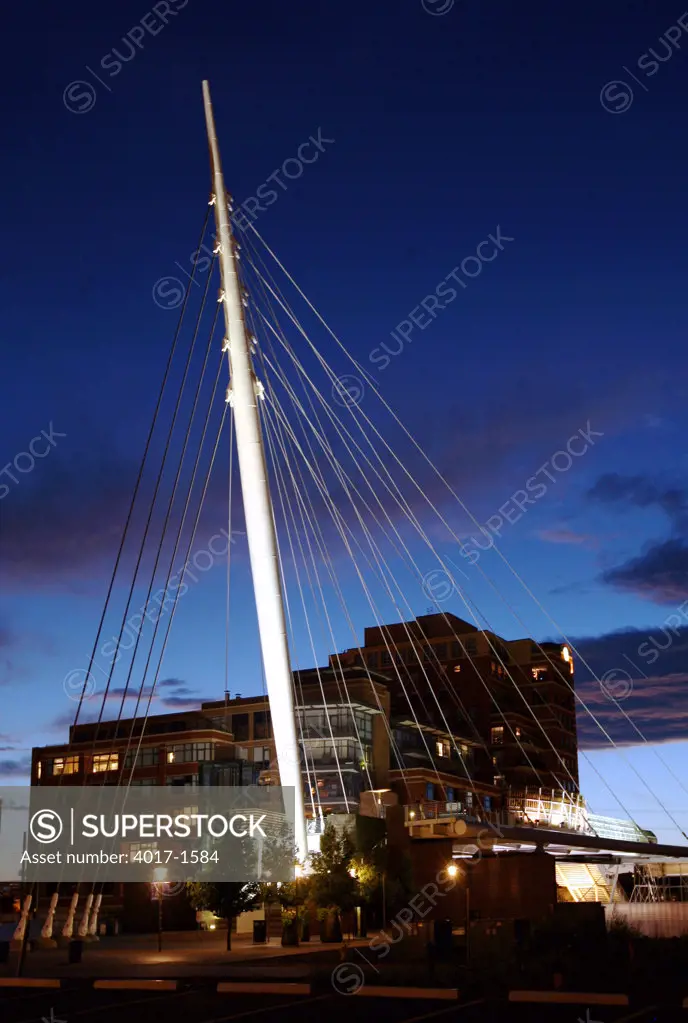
605 902 688 938
468 852 557 923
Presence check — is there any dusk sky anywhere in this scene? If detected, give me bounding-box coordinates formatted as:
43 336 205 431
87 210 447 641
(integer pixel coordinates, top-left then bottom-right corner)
2 1 688 843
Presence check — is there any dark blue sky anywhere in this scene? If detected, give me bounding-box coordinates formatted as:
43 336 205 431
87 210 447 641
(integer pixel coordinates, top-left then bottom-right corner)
2 0 688 839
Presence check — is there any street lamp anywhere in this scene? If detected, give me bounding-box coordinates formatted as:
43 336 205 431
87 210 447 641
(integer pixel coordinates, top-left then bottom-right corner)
446 862 458 879
152 867 168 952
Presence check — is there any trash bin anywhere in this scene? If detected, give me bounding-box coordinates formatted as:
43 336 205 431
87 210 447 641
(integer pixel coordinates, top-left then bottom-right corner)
0 941 9 963
252 919 267 944
433 918 453 954
68 939 83 963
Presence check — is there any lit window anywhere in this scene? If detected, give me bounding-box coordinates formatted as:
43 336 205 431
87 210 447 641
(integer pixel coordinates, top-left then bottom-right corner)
167 750 175 764
92 753 118 773
453 664 461 673
37 761 42 780
490 726 504 745
53 756 79 776
436 741 448 757
515 727 521 738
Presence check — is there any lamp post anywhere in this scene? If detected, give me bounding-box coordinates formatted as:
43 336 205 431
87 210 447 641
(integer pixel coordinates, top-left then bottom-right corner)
152 867 168 952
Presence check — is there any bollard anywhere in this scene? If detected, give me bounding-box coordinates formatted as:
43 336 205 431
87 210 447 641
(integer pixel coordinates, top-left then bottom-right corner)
68 939 83 964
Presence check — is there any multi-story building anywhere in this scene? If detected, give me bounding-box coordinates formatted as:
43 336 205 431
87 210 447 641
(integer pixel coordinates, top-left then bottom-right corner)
336 612 579 794
32 614 576 817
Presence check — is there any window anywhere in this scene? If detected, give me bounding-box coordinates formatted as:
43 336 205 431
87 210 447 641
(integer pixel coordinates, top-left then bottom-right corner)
380 650 392 667
446 786 454 801
435 643 447 660
231 714 249 741
490 726 504 745
465 638 477 656
436 740 448 758
253 711 271 740
453 664 461 673
367 652 379 669
166 742 215 764
425 782 435 800
532 667 547 681
52 756 80 776
123 748 158 769
92 753 118 773
354 711 373 742
515 727 521 738
450 641 462 658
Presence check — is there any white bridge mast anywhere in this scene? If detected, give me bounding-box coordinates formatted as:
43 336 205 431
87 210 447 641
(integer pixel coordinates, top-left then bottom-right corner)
202 81 308 862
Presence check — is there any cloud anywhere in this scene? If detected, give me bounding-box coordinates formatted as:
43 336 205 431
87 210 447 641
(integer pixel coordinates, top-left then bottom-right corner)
537 528 596 547
572 626 688 747
587 473 688 531
601 538 688 604
46 678 203 737
0 446 236 591
587 474 688 604
0 755 32 778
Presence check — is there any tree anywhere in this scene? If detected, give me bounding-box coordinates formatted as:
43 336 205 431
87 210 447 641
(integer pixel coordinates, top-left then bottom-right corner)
349 853 378 903
186 881 261 950
309 821 357 934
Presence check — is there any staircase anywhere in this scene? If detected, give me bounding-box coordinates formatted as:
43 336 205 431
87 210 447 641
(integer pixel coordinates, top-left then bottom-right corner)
556 862 626 904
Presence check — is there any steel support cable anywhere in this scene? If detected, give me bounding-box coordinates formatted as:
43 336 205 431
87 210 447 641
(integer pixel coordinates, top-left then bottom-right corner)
260 397 353 812
242 249 560 774
250 320 467 797
243 252 644 829
121 395 228 788
262 386 454 801
254 330 556 801
255 310 493 752
256 341 377 799
260 392 376 801
225 414 234 699
52 210 214 897
259 401 336 817
263 386 526 810
242 296 321 822
246 265 614 840
84 300 221 892
245 252 440 738
68 206 213 734
81 302 222 901
243 255 450 750
88 346 228 897
260 394 413 801
85 257 217 761
258 330 613 830
111 296 221 729
247 228 687 834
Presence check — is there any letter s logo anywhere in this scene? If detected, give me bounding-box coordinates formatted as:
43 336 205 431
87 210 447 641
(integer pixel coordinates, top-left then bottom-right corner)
30 809 63 844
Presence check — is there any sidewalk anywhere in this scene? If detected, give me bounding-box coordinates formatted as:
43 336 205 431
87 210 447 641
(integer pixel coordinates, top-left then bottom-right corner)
0 930 377 979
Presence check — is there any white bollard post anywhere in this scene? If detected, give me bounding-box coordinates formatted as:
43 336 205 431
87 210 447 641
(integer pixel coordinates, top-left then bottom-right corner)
77 893 93 938
87 893 102 940
61 892 79 940
39 892 59 947
12 895 32 947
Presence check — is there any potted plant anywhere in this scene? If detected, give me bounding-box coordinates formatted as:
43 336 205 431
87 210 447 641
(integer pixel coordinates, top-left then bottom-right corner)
297 903 311 942
281 908 299 946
